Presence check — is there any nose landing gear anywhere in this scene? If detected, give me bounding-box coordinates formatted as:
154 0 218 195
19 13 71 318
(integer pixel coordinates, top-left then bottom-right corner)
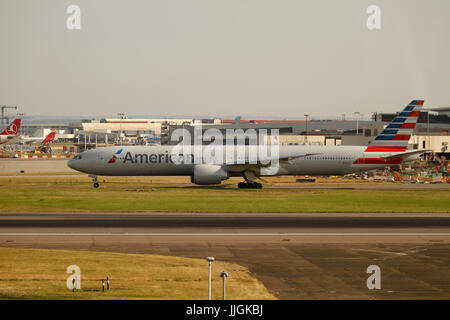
89 174 100 188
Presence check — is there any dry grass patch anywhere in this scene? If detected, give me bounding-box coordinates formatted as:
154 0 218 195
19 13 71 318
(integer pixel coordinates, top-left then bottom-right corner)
0 247 276 300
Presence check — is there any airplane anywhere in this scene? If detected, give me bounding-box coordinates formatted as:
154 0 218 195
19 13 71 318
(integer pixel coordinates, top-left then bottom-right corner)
68 100 426 189
0 118 22 145
18 129 57 145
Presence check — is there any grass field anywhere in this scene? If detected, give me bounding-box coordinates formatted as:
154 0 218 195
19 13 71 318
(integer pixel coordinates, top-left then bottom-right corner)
0 176 449 213
0 247 275 300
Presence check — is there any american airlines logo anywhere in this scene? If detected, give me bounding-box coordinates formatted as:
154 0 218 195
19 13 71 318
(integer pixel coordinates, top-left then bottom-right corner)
108 148 123 163
108 149 194 164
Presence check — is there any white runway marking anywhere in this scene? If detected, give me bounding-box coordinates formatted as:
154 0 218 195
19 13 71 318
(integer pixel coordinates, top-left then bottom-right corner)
351 248 407 256
1 232 450 236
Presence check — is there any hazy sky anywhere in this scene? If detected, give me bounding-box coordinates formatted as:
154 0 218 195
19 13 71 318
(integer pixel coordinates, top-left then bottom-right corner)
1 0 449 119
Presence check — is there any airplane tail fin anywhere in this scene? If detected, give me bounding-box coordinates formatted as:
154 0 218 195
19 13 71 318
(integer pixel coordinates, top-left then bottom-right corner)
0 118 22 136
41 130 56 144
365 100 424 152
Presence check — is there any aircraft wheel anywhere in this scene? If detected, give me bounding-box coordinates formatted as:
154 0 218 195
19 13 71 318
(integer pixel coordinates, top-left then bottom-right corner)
238 182 247 189
93 182 100 188
250 182 261 189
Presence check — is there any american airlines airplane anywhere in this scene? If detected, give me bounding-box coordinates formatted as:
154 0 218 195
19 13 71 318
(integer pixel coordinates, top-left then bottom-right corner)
68 100 426 189
0 118 22 145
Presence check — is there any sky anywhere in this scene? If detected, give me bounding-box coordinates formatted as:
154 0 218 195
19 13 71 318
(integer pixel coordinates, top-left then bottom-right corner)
1 0 449 119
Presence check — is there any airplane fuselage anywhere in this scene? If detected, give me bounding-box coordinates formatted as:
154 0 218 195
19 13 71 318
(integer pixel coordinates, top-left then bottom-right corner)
68 145 416 178
0 135 17 145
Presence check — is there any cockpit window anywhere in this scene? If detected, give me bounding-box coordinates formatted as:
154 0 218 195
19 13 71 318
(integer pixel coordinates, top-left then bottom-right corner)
74 155 82 160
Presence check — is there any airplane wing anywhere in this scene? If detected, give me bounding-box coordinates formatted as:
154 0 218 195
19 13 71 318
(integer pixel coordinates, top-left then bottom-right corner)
224 152 321 169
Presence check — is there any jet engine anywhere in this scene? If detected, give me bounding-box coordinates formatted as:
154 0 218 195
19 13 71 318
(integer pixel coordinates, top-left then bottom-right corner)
191 164 229 185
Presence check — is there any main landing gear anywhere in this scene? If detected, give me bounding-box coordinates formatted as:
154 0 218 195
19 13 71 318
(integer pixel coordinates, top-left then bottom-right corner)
238 171 263 189
237 181 263 189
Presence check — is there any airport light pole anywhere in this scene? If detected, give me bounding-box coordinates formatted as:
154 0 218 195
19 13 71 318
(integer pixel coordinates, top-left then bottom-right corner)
360 114 364 134
206 257 215 300
220 271 229 300
16 113 25 154
117 113 125 145
427 111 430 150
354 112 361 136
17 113 24 136
304 114 309 144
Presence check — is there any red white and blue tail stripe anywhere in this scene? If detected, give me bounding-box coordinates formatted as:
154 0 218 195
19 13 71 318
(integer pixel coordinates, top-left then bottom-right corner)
365 100 423 152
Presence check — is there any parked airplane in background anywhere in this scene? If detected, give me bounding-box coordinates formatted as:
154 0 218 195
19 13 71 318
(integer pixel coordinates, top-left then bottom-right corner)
18 129 57 145
68 100 426 189
0 119 22 145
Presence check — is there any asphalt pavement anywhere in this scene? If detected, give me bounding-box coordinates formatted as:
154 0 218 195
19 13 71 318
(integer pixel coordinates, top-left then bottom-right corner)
1 212 449 299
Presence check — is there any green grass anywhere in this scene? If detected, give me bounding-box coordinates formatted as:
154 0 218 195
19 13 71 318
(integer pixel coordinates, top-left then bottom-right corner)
0 247 276 300
0 176 448 213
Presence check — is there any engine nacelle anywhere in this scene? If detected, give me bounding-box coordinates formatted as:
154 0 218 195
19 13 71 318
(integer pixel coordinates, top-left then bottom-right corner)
191 164 229 185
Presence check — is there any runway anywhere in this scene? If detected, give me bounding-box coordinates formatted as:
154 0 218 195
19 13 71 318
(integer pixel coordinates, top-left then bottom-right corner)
1 213 450 228
1 212 450 299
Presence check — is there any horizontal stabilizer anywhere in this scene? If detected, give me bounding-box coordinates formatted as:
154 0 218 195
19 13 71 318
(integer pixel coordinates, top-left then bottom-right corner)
381 149 430 160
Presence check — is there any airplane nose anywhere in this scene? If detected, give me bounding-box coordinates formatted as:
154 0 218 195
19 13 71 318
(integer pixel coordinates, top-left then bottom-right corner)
67 157 84 171
67 158 76 170
67 153 90 173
